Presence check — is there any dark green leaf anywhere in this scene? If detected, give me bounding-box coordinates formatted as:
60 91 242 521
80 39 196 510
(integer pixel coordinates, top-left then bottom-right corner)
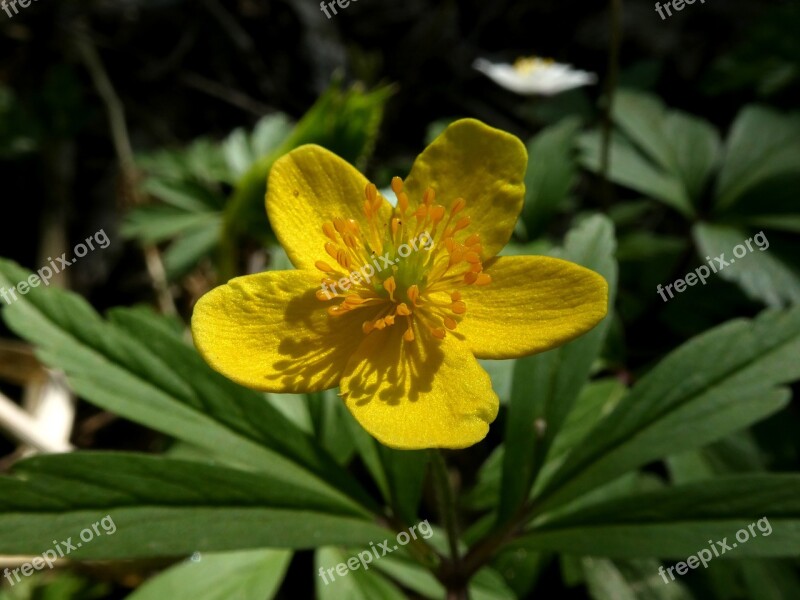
693 222 800 307
497 215 617 525
0 453 388 558
533 307 800 513
519 475 800 558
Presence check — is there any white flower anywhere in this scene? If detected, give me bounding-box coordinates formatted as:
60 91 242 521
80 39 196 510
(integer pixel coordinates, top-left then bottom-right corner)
473 56 598 96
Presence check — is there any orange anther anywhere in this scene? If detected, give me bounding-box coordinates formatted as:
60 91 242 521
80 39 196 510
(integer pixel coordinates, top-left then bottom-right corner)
451 301 467 314
407 284 420 304
323 222 337 241
451 198 466 215
391 176 404 194
455 216 471 231
315 260 337 273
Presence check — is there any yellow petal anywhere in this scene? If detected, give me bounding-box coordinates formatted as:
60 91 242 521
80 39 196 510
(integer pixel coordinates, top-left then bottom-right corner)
403 119 527 259
192 270 365 392
340 323 498 449
457 256 608 359
267 145 392 270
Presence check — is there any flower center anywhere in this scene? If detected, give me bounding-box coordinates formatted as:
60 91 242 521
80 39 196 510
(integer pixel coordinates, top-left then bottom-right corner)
314 177 490 342
513 56 555 75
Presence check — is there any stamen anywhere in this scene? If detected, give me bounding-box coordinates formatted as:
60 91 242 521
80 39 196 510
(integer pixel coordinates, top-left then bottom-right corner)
384 276 397 302
315 260 337 273
316 175 488 343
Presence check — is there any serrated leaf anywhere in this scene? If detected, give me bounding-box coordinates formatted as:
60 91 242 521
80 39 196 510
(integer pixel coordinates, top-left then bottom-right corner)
0 260 376 514
532 307 800 514
162 220 222 279
0 453 389 558
141 178 223 212
519 475 800 558
121 206 218 244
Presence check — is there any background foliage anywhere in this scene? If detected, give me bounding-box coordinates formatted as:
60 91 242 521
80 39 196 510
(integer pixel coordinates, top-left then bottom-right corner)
0 0 798 598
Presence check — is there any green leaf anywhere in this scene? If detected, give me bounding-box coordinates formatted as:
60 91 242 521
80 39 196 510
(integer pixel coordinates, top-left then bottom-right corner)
578 132 693 217
663 111 721 200
315 548 406 600
519 475 800 558
667 431 765 485
121 206 219 244
137 138 234 186
522 117 582 236
611 90 722 200
716 105 800 210
0 453 389 558
582 558 694 600
307 388 358 465
126 549 291 600
0 260 376 513
377 447 427 525
611 90 678 174
371 555 516 600
141 178 223 212
693 222 800 307
531 307 800 514
162 220 222 279
462 445 504 511
223 114 293 179
496 215 617 525
534 379 626 495
740 559 800 600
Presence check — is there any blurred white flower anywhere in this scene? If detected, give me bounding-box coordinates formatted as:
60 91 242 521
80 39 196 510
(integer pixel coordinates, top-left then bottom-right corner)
473 56 597 96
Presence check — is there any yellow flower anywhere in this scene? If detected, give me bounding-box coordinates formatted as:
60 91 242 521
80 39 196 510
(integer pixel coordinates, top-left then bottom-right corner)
191 119 608 450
